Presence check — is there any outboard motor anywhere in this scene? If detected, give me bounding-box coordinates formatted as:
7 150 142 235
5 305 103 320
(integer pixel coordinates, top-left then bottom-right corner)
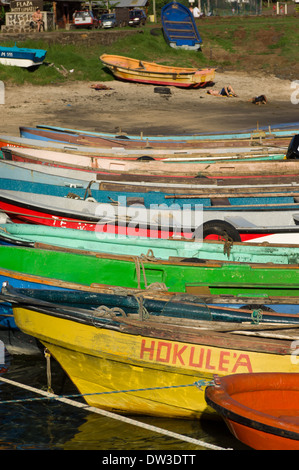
286 135 299 159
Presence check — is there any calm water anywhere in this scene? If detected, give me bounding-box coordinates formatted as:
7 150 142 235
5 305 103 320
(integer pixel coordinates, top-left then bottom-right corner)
0 352 249 451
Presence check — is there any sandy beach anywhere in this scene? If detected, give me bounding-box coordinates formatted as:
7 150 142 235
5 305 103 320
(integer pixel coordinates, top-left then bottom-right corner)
1 70 298 137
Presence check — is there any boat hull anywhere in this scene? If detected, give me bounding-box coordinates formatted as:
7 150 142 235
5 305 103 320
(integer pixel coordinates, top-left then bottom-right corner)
3 223 299 266
2 189 299 241
0 58 44 67
100 54 215 88
1 244 299 297
205 373 299 449
161 1 202 50
0 46 47 68
34 124 299 142
12 305 299 419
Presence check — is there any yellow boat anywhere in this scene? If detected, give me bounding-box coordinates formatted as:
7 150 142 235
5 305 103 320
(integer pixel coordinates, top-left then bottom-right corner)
10 289 299 420
100 54 215 88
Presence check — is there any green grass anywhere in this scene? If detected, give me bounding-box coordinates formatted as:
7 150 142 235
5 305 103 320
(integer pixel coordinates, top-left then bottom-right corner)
0 14 298 85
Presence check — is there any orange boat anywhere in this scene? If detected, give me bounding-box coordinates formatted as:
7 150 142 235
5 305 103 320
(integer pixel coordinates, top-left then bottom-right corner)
100 53 215 88
205 373 299 450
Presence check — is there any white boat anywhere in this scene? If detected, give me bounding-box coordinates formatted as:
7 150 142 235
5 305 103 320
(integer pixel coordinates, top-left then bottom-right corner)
0 45 47 68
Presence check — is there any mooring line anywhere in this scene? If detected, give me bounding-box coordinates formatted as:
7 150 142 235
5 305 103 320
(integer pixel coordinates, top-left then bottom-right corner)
0 376 231 451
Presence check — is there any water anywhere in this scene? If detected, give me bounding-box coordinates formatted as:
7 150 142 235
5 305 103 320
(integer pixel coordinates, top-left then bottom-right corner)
0 352 249 451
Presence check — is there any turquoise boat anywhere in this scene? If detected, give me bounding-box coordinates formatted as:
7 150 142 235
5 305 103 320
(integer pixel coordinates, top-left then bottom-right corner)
0 44 47 68
34 124 299 142
18 126 292 151
2 223 299 265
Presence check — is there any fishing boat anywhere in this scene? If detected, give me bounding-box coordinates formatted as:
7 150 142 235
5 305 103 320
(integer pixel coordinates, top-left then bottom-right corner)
2 171 299 209
1 133 248 160
5 282 299 326
3 259 299 338
4 159 299 195
4 286 299 419
19 125 291 150
3 157 299 193
2 223 299 265
0 134 129 157
0 188 205 236
0 44 47 68
2 131 288 160
2 189 299 241
1 243 299 297
3 253 299 354
1 146 295 178
2 146 285 176
100 53 215 88
205 373 299 449
161 1 202 50
34 123 299 142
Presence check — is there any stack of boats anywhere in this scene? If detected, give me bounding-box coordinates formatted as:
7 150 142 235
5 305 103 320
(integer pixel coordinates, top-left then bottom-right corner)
1 123 299 449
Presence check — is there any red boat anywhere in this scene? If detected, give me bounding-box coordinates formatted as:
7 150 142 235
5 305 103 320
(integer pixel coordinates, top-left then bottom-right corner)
205 373 299 450
0 189 194 238
2 189 299 242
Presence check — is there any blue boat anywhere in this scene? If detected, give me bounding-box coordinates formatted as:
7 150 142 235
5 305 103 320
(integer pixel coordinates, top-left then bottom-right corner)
0 44 47 68
25 124 299 143
161 1 202 50
0 177 298 211
3 276 299 351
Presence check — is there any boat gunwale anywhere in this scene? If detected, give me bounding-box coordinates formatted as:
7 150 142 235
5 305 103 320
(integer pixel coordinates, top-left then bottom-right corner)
4 236 299 269
6 290 295 355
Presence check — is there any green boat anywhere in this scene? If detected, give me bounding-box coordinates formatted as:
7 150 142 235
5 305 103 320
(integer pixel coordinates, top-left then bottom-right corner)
1 224 299 265
1 244 299 297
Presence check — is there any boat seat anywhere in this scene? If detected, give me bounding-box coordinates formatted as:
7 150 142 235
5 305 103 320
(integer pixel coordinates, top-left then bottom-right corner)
223 216 258 228
126 197 144 206
164 20 193 25
210 197 231 206
169 34 198 39
278 415 299 425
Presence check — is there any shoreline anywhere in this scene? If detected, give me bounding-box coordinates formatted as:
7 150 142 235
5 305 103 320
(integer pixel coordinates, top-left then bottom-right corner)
1 71 298 137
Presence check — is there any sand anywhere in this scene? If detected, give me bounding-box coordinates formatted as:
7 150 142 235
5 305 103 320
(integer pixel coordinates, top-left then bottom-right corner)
1 70 298 137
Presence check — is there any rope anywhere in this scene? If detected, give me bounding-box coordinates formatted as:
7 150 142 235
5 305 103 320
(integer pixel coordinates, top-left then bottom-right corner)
133 294 150 319
44 349 54 394
133 252 168 291
83 180 96 200
223 234 234 258
0 376 231 450
93 305 127 318
251 309 263 324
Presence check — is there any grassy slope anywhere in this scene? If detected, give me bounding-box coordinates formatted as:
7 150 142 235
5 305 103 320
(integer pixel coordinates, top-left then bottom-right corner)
0 15 298 85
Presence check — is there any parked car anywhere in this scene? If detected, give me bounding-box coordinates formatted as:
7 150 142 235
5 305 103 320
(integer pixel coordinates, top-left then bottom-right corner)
128 9 147 26
73 10 100 29
101 13 117 28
